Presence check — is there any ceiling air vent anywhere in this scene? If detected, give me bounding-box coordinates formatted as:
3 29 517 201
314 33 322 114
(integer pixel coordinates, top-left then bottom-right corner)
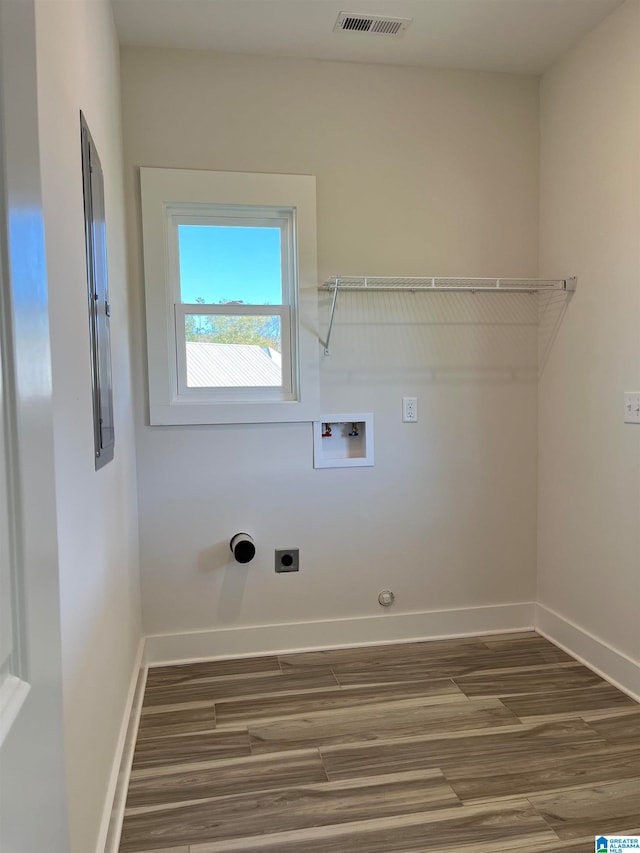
333 12 412 38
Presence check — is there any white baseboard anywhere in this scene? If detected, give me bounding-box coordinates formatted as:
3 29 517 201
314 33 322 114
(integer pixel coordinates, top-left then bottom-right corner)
98 639 147 853
144 602 535 665
535 604 640 703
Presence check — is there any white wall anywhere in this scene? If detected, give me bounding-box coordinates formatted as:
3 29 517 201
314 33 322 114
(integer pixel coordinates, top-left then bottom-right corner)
538 0 640 668
34 2 142 850
121 48 540 651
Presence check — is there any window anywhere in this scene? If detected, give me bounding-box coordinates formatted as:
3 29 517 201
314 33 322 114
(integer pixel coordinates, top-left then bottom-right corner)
172 209 293 399
80 113 114 468
140 169 319 425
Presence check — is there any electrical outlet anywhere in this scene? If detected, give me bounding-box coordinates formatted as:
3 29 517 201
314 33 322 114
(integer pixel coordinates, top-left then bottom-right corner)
402 396 418 423
275 549 299 572
624 392 640 424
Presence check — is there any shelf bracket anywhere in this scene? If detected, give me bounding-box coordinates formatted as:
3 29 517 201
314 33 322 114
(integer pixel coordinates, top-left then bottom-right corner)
324 277 340 355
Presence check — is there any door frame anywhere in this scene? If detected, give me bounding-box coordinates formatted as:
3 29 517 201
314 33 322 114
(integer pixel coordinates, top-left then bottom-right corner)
0 1 70 850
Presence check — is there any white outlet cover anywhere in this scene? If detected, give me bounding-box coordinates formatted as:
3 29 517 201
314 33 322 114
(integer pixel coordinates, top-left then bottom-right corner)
624 392 640 424
402 397 418 423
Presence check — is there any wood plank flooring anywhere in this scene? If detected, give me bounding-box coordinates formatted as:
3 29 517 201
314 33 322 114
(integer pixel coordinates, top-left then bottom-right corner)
119 632 640 853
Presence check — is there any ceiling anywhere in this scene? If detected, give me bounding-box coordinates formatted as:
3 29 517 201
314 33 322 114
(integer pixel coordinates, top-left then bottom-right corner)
112 0 623 75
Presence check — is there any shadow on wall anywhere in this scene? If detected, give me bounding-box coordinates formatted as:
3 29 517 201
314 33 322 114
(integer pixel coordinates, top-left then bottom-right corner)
198 540 250 623
319 289 572 384
538 290 572 376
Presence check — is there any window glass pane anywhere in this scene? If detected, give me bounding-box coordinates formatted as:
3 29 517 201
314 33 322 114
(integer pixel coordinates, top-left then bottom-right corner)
185 314 282 387
178 225 282 305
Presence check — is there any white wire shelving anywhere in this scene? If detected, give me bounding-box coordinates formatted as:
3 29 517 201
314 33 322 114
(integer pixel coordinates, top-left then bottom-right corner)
319 275 577 354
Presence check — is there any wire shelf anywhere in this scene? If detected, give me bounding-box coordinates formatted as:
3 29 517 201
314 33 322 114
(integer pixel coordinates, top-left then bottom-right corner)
320 275 577 354
321 276 576 292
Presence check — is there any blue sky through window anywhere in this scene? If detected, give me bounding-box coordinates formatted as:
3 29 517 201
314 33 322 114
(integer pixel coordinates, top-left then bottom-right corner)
178 225 282 305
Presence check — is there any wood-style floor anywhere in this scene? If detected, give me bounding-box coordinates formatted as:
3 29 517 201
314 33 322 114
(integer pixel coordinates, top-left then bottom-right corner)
119 632 640 853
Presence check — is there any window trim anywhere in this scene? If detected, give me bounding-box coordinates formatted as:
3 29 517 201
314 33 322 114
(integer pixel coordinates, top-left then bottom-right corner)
140 168 319 425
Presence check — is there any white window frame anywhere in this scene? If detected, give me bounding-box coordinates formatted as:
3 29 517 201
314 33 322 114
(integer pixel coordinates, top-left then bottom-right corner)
140 168 319 425
169 207 294 401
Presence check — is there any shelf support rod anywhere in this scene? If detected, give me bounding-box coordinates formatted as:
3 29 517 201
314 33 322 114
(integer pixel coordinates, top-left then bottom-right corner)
324 277 340 355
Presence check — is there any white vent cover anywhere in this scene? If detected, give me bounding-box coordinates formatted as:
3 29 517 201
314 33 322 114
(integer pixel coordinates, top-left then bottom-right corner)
333 12 412 38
